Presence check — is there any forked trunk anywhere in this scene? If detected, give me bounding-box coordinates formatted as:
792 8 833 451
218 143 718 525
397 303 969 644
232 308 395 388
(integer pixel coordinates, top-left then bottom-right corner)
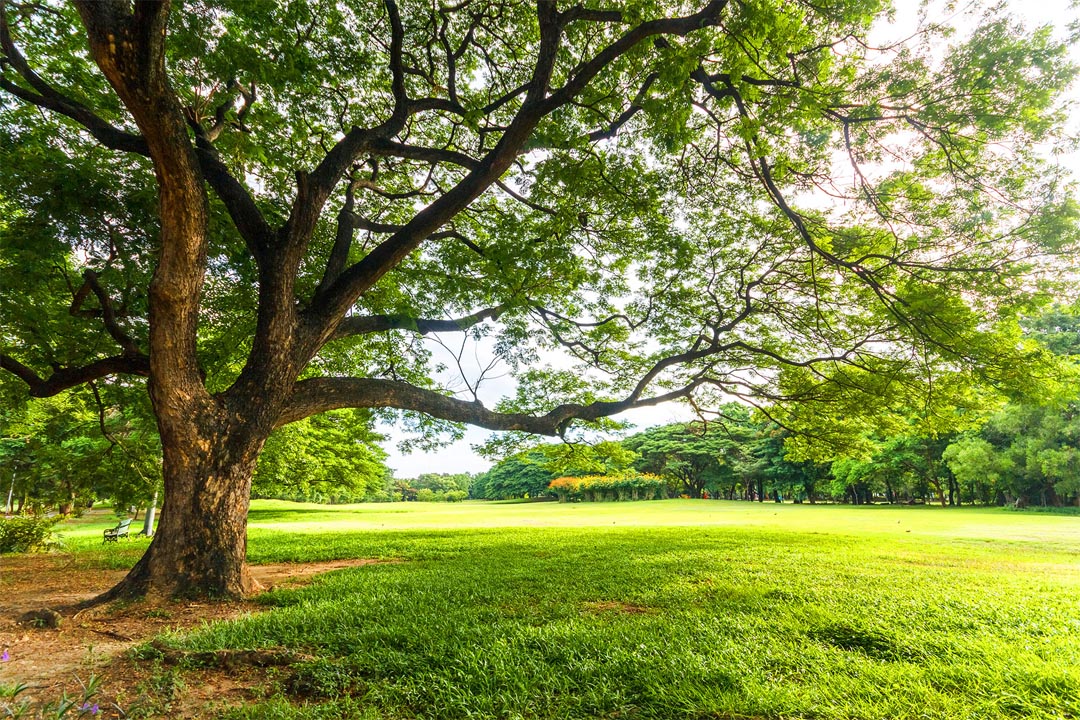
97 422 266 601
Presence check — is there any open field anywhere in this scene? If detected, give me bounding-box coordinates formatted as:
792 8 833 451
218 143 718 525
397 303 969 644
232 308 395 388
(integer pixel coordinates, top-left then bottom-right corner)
4 500 1080 719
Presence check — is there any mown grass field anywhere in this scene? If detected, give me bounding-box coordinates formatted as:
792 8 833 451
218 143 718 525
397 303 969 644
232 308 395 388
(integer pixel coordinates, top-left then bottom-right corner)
55 500 1080 719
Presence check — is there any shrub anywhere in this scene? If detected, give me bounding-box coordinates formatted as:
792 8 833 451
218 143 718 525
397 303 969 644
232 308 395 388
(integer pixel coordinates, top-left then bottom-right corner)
0 515 60 553
548 473 664 503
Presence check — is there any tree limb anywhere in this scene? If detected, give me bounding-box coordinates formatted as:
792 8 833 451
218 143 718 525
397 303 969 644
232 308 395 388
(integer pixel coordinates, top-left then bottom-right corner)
1 353 150 398
304 1 732 349
0 3 147 153
1 3 270 260
70 270 142 356
284 0 410 254
369 138 480 169
276 376 703 432
585 72 659 143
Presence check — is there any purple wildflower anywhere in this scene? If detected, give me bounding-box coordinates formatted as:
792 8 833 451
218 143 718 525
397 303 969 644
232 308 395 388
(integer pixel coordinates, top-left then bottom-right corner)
80 702 99 715
1 650 9 662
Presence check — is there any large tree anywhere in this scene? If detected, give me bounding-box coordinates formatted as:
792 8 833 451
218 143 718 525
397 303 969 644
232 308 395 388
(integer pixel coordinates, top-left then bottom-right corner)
1 0 1075 598
626 417 752 498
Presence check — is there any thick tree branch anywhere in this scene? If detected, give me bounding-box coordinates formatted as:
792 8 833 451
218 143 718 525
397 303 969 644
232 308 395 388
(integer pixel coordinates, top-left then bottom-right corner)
2 3 270 260
586 71 658 143
74 0 211 405
284 0 410 254
301 2 566 341
561 6 625 24
1 3 147 153
314 176 362 298
1 353 150 398
542 1 728 113
192 141 272 259
276 376 703 433
306 2 729 348
369 138 480 169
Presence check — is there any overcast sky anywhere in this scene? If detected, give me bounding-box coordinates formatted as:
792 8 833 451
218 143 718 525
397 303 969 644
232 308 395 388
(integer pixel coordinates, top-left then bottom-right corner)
381 0 1080 478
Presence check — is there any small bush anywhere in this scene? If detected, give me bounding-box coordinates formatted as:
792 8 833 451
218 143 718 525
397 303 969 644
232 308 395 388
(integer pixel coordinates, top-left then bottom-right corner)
0 515 59 553
548 472 664 502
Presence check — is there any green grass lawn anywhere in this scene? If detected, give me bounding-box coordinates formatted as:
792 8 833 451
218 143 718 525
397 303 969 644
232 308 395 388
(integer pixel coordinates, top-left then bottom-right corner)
59 501 1080 718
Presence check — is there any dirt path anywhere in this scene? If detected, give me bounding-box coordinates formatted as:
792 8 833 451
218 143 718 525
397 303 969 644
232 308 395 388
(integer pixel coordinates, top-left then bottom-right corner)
0 553 388 716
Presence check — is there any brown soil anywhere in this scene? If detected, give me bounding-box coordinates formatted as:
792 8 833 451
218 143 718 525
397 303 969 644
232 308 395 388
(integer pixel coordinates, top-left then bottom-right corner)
580 600 655 615
0 552 392 717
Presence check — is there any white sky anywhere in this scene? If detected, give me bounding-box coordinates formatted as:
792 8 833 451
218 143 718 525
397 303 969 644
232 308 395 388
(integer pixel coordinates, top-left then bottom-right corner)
382 0 1080 478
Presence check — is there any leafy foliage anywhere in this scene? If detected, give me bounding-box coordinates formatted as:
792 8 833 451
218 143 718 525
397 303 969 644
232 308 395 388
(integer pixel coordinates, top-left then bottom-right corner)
254 409 388 504
471 452 556 500
625 409 756 498
0 389 160 515
0 514 58 553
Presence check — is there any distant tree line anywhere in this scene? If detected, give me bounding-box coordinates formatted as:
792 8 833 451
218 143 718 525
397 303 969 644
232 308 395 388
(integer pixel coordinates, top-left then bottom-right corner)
471 307 1080 509
4 391 1075 511
472 402 1078 508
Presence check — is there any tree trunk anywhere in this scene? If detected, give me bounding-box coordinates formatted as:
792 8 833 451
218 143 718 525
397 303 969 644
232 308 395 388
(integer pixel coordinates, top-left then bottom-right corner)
686 477 704 499
97 418 266 601
930 478 946 506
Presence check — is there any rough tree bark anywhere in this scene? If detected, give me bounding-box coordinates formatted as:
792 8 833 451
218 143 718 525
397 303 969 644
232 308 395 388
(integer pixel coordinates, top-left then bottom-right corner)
100 426 265 599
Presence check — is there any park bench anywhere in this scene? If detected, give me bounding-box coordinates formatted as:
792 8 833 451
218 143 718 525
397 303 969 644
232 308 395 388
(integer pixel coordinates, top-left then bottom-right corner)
103 518 133 543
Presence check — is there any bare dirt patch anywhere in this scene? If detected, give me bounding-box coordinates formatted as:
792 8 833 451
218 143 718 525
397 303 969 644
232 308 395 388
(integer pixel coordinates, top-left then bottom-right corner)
0 553 393 717
580 600 655 615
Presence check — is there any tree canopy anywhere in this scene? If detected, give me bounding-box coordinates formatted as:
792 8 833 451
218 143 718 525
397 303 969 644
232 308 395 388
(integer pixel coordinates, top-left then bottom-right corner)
1 0 1076 597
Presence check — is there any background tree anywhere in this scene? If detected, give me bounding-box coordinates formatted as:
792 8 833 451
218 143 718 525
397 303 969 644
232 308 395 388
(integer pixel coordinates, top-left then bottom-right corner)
626 418 751 499
0 389 160 516
410 473 473 494
471 452 557 500
944 305 1080 507
1 0 1075 598
392 472 473 502
535 440 639 478
749 426 829 503
945 400 1080 507
253 409 389 504
941 436 1016 505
